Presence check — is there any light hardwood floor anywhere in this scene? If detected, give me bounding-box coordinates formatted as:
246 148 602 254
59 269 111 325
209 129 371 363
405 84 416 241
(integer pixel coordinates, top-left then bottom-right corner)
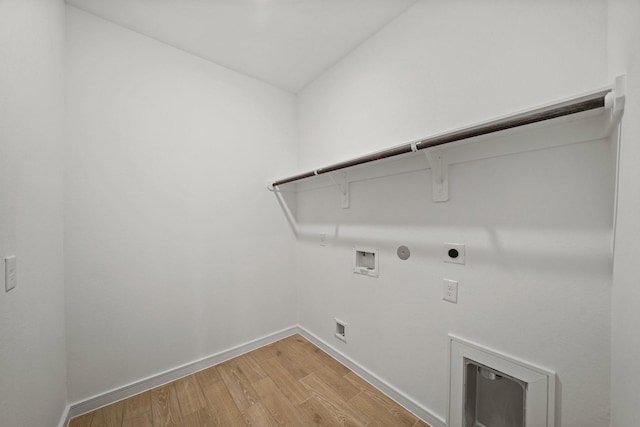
68 334 430 427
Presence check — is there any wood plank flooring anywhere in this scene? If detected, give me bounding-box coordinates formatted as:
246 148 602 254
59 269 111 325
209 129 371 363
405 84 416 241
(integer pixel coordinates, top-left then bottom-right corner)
69 335 430 427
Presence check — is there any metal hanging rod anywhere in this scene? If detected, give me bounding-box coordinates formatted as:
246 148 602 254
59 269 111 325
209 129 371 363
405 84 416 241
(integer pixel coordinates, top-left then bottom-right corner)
270 88 612 188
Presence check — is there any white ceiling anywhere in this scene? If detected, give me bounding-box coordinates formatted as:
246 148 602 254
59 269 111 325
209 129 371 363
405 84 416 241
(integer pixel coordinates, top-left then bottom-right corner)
66 0 417 93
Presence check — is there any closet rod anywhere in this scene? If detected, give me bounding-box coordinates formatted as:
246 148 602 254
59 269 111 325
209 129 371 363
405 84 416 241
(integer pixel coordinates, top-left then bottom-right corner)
270 89 611 187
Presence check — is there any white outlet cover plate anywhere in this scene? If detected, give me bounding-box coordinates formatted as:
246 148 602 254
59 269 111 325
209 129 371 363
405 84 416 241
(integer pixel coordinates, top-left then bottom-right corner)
443 278 458 303
444 243 465 265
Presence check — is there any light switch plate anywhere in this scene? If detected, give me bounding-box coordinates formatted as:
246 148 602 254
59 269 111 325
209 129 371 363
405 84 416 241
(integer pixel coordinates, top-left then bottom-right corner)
5 256 16 292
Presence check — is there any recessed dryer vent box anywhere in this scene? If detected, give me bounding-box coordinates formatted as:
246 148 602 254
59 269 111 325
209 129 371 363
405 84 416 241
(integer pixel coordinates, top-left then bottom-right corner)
449 335 556 427
353 246 378 277
465 360 526 427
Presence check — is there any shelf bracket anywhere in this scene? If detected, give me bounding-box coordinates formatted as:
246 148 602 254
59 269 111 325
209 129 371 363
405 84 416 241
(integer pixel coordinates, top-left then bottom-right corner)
604 74 626 135
425 148 449 202
329 173 350 209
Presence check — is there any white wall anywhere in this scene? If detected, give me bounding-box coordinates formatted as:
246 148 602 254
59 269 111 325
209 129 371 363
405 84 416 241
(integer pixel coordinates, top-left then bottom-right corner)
0 0 68 426
295 1 612 425
609 1 640 426
65 6 298 402
298 0 608 171
1 1 625 424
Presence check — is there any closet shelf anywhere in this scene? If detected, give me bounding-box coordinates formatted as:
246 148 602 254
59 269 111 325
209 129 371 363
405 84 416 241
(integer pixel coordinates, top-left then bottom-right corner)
268 77 625 200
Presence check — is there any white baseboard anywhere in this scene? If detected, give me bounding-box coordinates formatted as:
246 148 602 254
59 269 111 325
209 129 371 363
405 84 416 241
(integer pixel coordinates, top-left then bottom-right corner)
64 325 298 425
297 326 447 427
63 324 445 427
57 403 70 427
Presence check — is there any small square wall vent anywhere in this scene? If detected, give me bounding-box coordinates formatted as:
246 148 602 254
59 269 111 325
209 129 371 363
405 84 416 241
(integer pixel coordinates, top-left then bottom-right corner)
335 319 347 342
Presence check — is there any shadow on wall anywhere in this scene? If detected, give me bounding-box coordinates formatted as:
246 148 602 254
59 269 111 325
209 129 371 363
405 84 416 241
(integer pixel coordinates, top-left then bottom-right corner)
270 136 614 279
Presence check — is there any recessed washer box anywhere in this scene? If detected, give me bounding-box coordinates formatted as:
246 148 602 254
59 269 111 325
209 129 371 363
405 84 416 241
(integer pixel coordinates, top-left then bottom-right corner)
353 246 379 277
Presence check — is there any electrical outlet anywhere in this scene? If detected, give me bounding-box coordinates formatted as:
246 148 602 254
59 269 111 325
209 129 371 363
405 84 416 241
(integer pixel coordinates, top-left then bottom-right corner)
320 233 326 246
443 279 458 303
444 243 465 265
